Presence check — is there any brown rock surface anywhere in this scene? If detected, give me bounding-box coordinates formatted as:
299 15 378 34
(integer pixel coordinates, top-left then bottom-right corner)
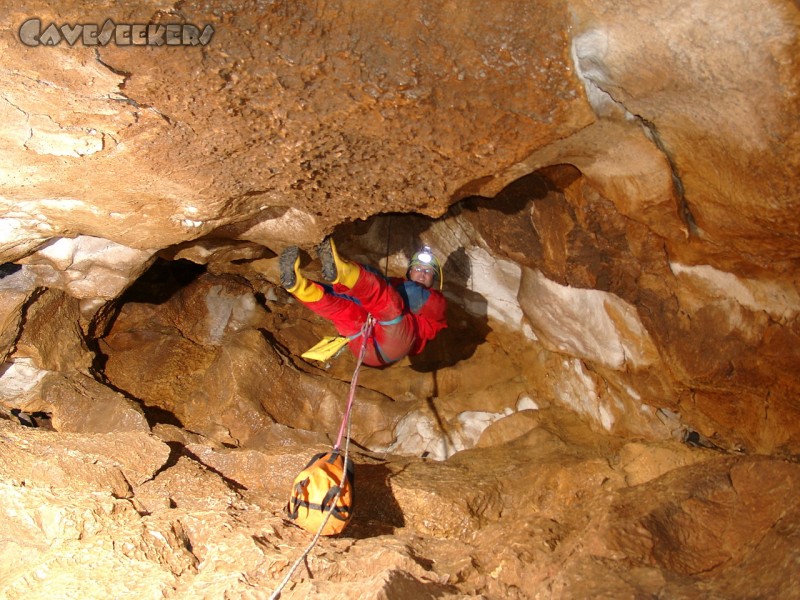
3 409 798 598
99 271 409 448
0 0 799 597
11 288 93 373
42 371 150 434
0 0 589 258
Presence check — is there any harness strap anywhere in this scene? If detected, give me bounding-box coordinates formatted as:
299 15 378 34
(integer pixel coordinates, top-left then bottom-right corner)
378 314 404 326
287 493 351 522
343 314 405 364
346 314 403 340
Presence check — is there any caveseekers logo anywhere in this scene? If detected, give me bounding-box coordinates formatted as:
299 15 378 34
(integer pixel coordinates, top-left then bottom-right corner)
19 18 214 47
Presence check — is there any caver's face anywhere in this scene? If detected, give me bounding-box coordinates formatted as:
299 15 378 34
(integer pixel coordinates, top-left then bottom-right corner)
409 265 435 288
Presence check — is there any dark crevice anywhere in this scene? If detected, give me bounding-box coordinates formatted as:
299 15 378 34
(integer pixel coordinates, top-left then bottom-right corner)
150 441 185 480
181 445 247 491
93 49 132 82
638 116 699 237
460 170 553 217
0 263 22 278
146 440 247 496
682 429 746 455
1 407 53 430
94 49 177 126
119 257 207 305
86 257 205 384
0 286 47 375
84 257 208 428
576 58 698 239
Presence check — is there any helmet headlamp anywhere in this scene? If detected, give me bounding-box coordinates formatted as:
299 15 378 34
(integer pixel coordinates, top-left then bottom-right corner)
407 245 443 289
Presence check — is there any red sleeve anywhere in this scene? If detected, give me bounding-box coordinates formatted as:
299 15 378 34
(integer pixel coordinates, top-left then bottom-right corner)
410 290 447 354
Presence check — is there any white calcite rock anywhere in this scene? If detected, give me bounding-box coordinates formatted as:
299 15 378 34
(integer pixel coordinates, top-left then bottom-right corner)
237 206 323 246
380 406 515 460
519 267 659 371
18 235 153 303
25 114 105 157
0 357 49 406
552 357 617 431
202 285 259 345
670 262 800 324
463 245 526 329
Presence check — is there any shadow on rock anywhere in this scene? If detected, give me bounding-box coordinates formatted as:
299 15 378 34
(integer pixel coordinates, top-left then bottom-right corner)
347 461 405 538
410 246 490 372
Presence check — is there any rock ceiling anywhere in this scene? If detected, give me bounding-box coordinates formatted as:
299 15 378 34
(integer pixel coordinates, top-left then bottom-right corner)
0 0 799 597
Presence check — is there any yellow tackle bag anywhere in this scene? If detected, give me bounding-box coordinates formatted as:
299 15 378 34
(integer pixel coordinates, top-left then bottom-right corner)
286 451 354 536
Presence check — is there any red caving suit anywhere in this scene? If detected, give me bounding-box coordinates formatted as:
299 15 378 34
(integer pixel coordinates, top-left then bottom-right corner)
301 265 447 367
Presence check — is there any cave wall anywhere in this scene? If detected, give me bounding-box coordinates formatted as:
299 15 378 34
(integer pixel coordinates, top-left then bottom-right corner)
0 0 590 259
0 0 799 456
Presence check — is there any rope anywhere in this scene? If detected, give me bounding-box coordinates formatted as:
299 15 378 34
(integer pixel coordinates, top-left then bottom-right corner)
334 316 374 449
268 315 375 600
383 215 392 277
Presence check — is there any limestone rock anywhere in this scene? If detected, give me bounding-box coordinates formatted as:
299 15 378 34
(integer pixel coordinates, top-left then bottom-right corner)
3 399 800 599
577 457 800 598
520 267 659 371
43 371 150 435
12 286 93 373
0 480 194 599
476 409 542 448
615 440 714 487
566 0 800 263
386 453 508 539
100 272 407 448
135 455 241 514
0 356 50 411
0 419 169 495
0 1 799 597
18 235 155 311
182 443 323 500
0 266 37 363
0 0 590 259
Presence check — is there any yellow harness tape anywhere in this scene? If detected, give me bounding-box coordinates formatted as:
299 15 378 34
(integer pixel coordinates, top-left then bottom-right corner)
301 335 350 361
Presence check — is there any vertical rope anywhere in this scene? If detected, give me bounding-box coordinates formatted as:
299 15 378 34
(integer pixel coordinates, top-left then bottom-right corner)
383 215 392 277
269 315 375 600
334 315 374 450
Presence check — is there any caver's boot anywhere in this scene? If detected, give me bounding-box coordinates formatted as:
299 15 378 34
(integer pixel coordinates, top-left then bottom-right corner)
316 237 360 289
280 246 323 302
